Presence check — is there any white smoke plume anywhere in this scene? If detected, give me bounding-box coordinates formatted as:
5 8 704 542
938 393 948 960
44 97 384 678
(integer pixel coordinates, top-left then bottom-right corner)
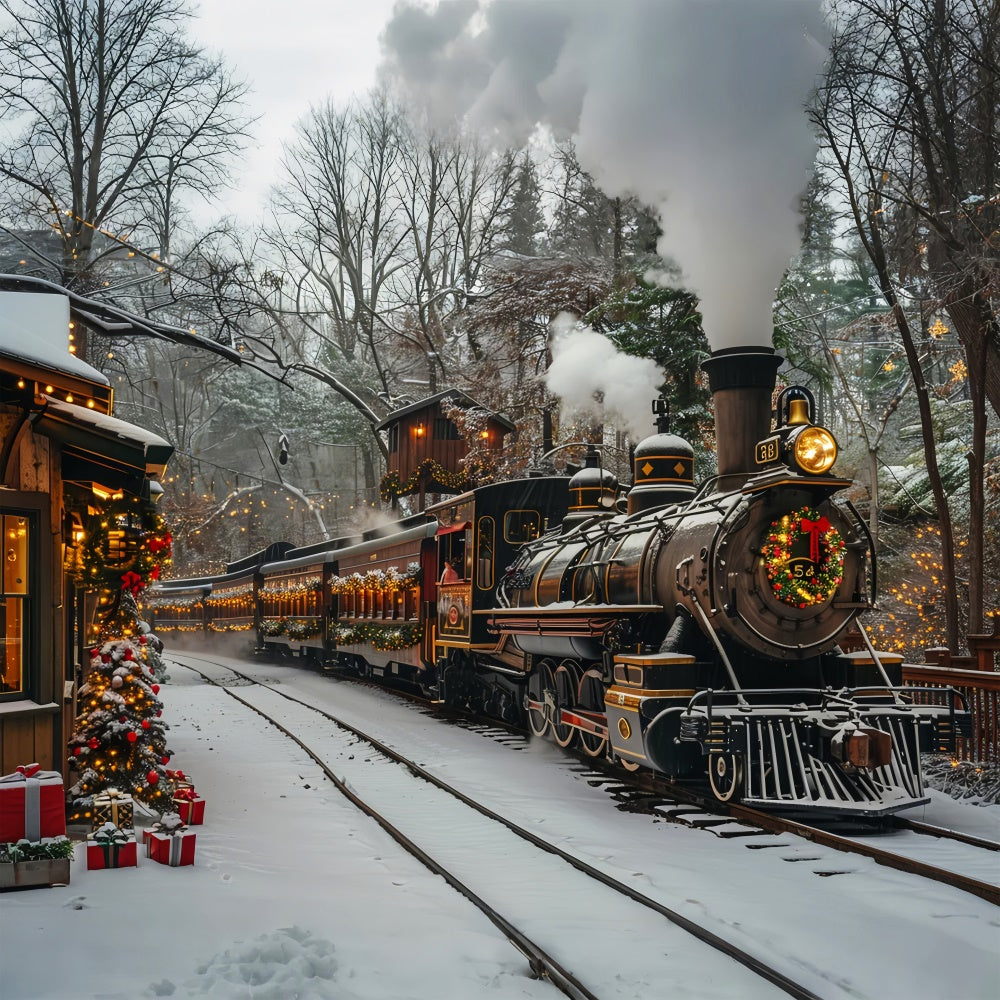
545 314 662 440
379 0 829 350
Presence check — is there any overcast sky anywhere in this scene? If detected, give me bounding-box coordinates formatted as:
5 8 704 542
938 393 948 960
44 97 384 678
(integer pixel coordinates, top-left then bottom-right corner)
190 0 398 221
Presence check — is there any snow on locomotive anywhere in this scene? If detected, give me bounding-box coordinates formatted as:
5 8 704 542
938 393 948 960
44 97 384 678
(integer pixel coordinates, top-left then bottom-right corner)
145 347 966 817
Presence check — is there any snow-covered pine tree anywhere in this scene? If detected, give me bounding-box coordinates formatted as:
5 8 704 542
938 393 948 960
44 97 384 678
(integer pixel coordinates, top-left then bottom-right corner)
67 616 177 821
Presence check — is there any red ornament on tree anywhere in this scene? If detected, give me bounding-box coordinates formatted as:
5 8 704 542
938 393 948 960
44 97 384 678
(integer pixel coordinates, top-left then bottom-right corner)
127 731 138 743
160 756 170 765
141 719 151 730
151 684 160 694
88 737 99 749
73 746 83 756
147 770 159 785
138 635 148 645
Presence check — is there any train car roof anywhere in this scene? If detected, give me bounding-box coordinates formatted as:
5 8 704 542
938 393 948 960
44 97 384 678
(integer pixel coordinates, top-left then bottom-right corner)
424 475 571 513
260 517 437 575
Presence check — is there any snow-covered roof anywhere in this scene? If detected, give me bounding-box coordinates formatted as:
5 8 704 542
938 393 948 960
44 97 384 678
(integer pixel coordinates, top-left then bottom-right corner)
0 290 109 385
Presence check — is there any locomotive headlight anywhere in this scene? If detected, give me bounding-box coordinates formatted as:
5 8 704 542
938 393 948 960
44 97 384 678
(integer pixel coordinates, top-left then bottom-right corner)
791 426 838 474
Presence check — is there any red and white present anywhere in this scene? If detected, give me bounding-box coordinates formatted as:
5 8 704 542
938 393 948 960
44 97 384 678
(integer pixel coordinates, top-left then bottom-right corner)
87 823 138 870
165 769 194 793
146 827 196 867
0 764 66 843
172 787 205 825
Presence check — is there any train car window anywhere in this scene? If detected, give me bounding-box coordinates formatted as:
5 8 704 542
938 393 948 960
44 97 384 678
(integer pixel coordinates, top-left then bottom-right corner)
504 510 541 544
0 511 31 696
477 516 495 589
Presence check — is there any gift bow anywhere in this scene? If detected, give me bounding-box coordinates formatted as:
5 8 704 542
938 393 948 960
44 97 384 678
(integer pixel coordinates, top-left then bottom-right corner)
121 570 145 595
800 516 831 564
94 822 128 846
173 787 198 801
93 821 129 866
16 763 40 778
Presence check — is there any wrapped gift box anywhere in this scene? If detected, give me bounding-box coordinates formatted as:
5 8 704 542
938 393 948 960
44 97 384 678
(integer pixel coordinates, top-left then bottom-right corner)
146 828 196 867
87 823 138 870
172 788 205 826
91 788 134 832
0 764 66 843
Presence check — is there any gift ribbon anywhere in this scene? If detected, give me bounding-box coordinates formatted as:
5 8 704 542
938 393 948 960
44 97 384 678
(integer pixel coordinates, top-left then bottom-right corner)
173 787 198 801
93 822 129 867
800 516 831 564
1 764 60 841
94 788 132 829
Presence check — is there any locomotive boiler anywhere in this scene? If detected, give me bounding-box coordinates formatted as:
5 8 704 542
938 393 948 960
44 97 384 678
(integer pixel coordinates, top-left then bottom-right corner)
487 347 964 815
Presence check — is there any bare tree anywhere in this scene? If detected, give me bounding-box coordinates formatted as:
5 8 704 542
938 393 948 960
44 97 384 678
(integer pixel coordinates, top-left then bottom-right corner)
814 0 1000 642
0 0 252 355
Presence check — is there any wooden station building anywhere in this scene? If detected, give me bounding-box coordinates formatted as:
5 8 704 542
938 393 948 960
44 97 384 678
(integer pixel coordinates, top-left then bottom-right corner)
0 289 173 776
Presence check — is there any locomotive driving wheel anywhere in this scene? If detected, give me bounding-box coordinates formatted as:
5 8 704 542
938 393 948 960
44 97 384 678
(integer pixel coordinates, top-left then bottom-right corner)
578 666 608 758
708 753 744 802
551 660 581 748
527 659 557 738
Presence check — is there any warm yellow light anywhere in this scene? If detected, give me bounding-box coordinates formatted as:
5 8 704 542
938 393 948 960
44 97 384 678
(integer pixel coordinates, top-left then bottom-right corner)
792 427 838 474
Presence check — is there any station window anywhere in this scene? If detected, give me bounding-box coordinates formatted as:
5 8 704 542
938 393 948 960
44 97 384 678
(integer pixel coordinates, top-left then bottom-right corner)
433 417 460 441
477 516 495 589
0 511 31 697
503 510 541 544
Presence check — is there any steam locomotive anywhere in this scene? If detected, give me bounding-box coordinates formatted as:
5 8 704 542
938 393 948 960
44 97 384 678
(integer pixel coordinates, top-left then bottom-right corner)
146 347 965 817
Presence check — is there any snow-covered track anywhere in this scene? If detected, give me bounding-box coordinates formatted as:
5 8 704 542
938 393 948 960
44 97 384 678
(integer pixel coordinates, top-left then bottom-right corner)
726 805 1000 907
171 653 823 1000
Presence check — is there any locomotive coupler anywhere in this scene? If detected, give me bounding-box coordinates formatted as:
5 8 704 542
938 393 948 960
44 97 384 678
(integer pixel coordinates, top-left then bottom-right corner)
829 721 893 769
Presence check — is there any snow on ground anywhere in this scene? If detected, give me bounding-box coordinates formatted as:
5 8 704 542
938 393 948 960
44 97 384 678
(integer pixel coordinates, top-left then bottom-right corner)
2 651 999 1000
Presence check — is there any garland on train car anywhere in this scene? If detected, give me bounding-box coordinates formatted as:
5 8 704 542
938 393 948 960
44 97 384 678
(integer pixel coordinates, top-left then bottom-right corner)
379 459 472 502
330 564 421 594
760 506 846 607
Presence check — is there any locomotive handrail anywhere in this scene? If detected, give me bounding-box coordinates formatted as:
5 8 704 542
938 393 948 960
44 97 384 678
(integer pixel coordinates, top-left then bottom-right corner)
682 684 963 718
843 498 877 603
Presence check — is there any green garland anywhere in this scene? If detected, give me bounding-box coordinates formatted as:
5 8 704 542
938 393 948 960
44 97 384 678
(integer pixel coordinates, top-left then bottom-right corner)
333 622 423 651
379 459 472 502
760 506 846 608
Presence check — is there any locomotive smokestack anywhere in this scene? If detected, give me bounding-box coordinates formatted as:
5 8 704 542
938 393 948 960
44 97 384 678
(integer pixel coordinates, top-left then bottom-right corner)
701 346 782 486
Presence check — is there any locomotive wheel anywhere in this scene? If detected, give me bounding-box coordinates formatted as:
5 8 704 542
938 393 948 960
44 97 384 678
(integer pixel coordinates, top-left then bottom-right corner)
551 660 581 748
708 753 744 803
578 666 608 758
527 660 556 738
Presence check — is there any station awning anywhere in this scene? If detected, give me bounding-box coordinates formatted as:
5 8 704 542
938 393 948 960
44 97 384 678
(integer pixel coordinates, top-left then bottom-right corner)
33 395 173 492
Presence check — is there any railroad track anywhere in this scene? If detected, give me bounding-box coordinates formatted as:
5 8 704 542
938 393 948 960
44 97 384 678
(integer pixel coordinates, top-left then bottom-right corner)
172 651 1000 911
169 652 823 1000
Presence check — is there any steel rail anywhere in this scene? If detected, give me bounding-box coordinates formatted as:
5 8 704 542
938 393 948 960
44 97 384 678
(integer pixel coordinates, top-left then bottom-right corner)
172 652 824 1000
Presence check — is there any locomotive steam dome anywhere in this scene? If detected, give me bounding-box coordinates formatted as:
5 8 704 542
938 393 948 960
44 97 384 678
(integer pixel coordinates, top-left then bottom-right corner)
627 414 695 514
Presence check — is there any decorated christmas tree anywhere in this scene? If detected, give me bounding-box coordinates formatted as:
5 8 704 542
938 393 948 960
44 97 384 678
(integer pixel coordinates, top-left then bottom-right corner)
67 591 177 821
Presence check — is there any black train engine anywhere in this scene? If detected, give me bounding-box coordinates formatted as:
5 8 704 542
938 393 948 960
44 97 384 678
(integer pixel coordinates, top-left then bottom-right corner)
490 347 964 816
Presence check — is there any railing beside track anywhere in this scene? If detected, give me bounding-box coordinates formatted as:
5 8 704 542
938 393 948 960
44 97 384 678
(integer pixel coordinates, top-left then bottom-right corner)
902 662 999 765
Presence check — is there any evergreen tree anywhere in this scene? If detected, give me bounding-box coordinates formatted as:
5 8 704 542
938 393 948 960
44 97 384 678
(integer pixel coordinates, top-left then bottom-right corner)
67 592 177 821
498 151 545 256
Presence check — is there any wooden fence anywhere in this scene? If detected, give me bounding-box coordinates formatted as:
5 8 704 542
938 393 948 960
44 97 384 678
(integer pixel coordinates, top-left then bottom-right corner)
901 618 1000 765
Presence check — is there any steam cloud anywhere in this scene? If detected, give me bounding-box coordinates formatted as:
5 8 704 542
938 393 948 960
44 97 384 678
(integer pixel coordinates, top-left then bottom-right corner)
546 315 662 441
379 0 829 350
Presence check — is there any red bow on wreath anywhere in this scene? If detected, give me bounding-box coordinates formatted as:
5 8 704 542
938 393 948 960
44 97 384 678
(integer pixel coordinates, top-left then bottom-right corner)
121 571 145 596
800 516 831 564
149 533 172 554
